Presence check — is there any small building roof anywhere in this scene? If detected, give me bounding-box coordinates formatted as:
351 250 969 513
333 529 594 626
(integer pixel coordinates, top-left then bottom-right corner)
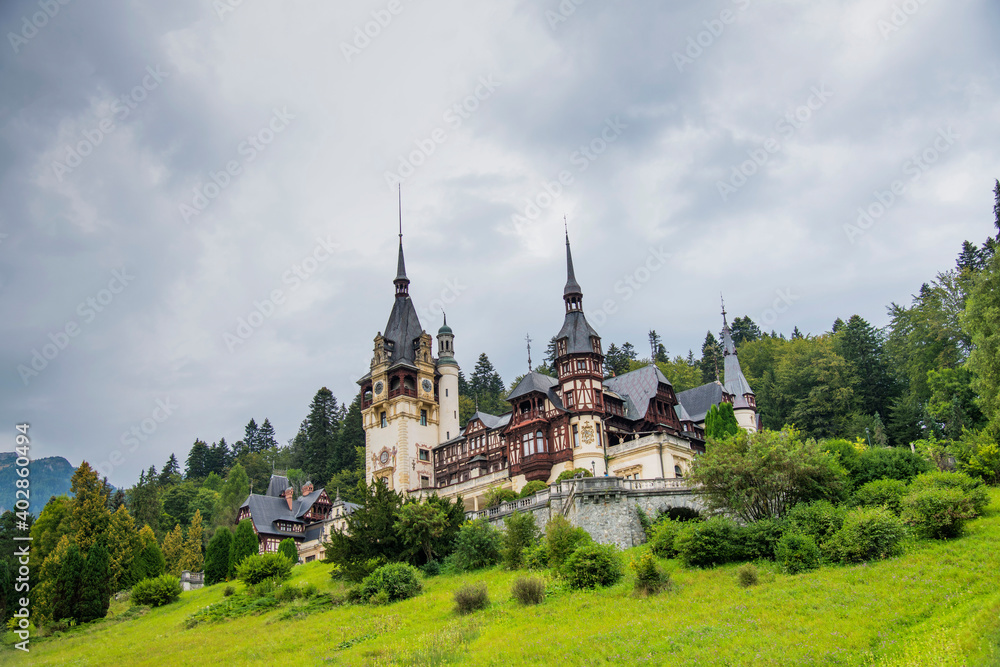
676 381 729 423
603 365 672 421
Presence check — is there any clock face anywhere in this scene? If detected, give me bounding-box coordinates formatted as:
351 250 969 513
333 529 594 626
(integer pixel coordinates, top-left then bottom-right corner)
374 381 384 395
379 451 389 464
422 379 433 393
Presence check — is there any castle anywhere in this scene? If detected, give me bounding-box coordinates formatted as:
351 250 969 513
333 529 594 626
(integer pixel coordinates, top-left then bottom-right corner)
358 229 758 511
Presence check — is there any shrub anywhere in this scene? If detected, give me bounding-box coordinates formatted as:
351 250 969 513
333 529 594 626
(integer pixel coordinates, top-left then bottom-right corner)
450 520 502 572
502 512 540 570
674 517 742 568
131 575 182 607
453 582 489 614
511 576 546 605
774 533 820 574
357 563 422 604
545 515 592 570
518 481 548 498
420 560 441 577
825 506 907 564
277 539 298 564
223 585 235 597
649 519 682 559
561 544 624 589
636 505 653 540
902 486 978 539
524 542 550 570
556 468 592 483
786 500 846 545
301 583 318 599
736 563 759 588
275 584 303 603
631 551 672 596
852 447 932 487
655 506 702 523
235 553 293 585
740 518 786 561
247 577 278 598
907 472 989 516
484 486 518 508
852 479 908 514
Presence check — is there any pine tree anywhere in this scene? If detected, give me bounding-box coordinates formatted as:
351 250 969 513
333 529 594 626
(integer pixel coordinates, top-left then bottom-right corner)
131 525 166 583
159 454 181 485
185 439 210 479
329 394 364 478
295 388 341 482
127 473 161 540
69 462 111 553
544 336 559 374
230 519 259 573
277 538 298 564
204 527 233 584
34 534 72 625
217 463 250 527
30 495 72 565
731 316 763 347
700 332 722 383
206 438 232 476
648 330 667 362
470 353 505 412
107 505 141 592
256 419 278 453
77 536 112 623
161 524 185 576
178 510 204 573
244 419 260 453
53 542 84 623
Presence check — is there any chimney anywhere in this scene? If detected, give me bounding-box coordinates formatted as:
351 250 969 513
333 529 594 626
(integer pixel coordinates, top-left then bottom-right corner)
283 487 293 511
301 481 314 496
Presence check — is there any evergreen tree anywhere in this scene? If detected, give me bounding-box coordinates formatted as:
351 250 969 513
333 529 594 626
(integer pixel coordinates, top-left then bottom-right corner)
962 247 1000 428
126 472 161 540
330 394 364 478
30 495 72 565
230 519 259 573
131 525 166 583
323 478 403 581
544 336 559 374
216 463 250 526
791 326 804 340
605 343 635 377
34 534 72 625
108 489 126 513
178 510 204 573
185 439 210 479
204 527 233 584
161 482 198 527
244 419 260 453
833 315 898 419
705 403 741 440
648 330 666 363
731 316 763 347
278 538 298 564
700 332 723 383
107 505 141 592
161 524 185 576
69 462 111 553
208 438 232 476
77 536 112 623
256 419 278 453
53 542 84 623
159 454 181 485
203 471 225 493
469 353 506 414
294 388 342 482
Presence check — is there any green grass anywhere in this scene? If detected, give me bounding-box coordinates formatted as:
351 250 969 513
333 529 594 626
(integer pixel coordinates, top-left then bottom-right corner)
9 490 1000 666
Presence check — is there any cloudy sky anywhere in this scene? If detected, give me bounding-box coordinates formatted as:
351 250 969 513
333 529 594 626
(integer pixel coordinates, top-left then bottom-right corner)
2 0 998 488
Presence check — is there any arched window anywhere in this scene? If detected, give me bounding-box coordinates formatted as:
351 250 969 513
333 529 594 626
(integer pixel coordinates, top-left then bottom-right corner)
403 376 415 391
674 465 683 478
389 376 401 391
535 430 545 453
522 432 531 456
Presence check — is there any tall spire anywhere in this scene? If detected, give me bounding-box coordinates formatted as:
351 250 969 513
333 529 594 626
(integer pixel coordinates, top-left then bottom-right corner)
721 293 736 356
563 217 583 311
526 333 533 372
394 185 409 296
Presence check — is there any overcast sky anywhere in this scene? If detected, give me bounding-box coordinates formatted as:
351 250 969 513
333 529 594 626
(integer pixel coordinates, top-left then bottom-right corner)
2 0 998 488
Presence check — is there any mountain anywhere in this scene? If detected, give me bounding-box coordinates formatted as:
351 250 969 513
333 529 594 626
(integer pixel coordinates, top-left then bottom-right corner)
0 452 75 515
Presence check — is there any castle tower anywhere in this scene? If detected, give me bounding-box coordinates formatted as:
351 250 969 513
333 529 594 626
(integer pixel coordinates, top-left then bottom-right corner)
358 227 440 493
554 230 608 475
721 302 758 432
436 314 460 442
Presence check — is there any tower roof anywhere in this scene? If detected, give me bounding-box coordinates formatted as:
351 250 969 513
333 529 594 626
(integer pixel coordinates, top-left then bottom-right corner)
564 231 582 296
438 312 453 335
394 239 409 285
556 229 600 355
721 305 755 404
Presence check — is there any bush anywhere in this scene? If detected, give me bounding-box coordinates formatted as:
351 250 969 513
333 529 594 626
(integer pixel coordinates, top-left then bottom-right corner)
649 519 682 559
631 551 672 596
774 533 820 574
235 553 293 585
275 584 303 603
524 543 549 570
484 486 518 508
736 563 759 588
518 481 548 498
449 520 502 572
740 518 786 561
555 468 592 483
786 500 846 545
852 447 932 487
902 486 979 539
655 506 702 523
357 563 422 604
852 479 908 514
131 575 182 607
277 539 298 564
674 517 742 568
511 576 546 605
502 511 540 570
223 585 235 597
907 472 989 516
247 577 279 598
301 583 318 599
545 515 592 570
561 544 624 589
453 582 489 615
825 506 907 564
420 560 441 577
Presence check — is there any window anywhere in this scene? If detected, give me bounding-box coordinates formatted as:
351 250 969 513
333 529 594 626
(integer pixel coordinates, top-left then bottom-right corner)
445 388 449 396
446 430 450 439
420 409 427 426
577 360 586 371
596 426 602 448
419 449 429 462
573 424 580 448
565 391 574 408
674 465 683 478
380 412 387 428
536 430 545 453
420 475 430 488
522 432 531 456
562 363 570 374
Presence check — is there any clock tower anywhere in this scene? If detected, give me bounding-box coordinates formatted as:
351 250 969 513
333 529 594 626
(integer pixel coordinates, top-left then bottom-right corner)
358 231 441 494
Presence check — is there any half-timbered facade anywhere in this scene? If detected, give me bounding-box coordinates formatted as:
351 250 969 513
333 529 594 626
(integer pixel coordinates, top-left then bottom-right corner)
237 476 334 555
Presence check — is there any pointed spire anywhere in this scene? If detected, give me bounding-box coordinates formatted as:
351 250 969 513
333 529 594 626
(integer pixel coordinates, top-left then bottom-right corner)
721 293 736 356
563 218 583 313
394 185 410 296
526 333 533 372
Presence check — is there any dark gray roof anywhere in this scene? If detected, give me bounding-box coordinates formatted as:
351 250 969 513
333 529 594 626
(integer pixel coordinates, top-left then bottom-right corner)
555 311 601 355
468 411 511 430
383 294 424 369
293 488 325 518
266 474 289 498
721 317 755 406
240 494 306 538
676 381 728 423
394 239 407 283
603 365 672 421
564 233 582 296
507 371 559 401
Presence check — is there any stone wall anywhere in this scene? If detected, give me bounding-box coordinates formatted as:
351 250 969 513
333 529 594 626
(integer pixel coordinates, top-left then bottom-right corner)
467 477 703 549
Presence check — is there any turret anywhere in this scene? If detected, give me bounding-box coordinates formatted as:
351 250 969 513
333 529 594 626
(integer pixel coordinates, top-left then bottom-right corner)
437 314 460 442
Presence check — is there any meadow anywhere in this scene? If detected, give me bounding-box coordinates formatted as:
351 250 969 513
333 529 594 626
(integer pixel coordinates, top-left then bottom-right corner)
8 490 1000 666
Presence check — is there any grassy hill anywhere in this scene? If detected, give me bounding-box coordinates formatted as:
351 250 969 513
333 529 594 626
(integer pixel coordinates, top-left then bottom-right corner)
11 490 1000 666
